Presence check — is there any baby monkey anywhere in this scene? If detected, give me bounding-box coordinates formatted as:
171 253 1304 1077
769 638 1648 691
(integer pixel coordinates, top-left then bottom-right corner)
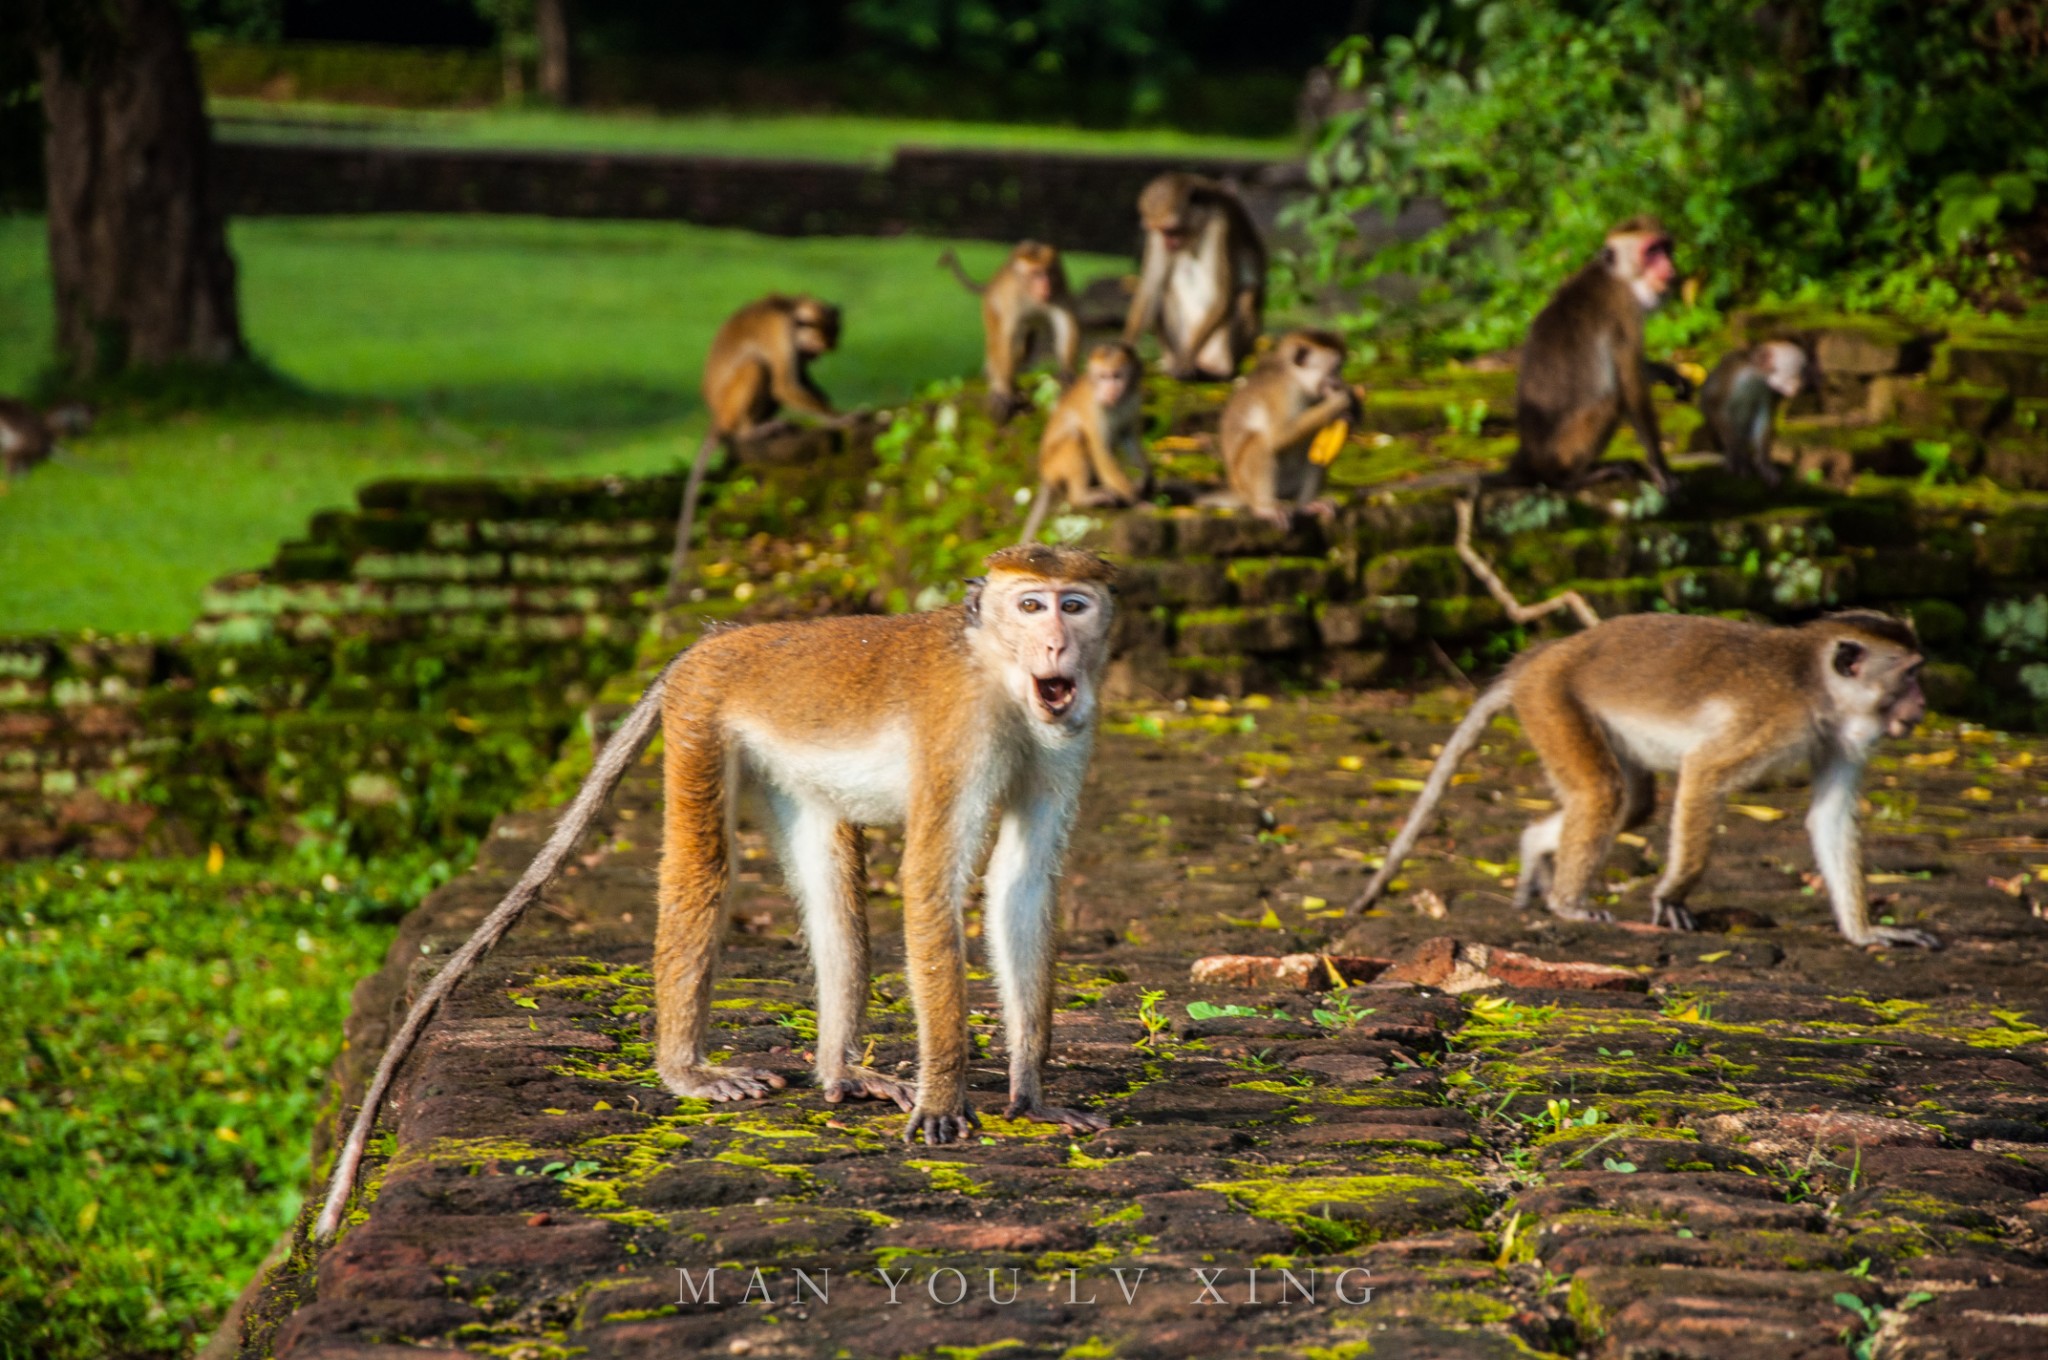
1201 329 1360 527
1697 340 1809 486
1354 611 1939 950
316 546 1119 1241
1019 342 1149 543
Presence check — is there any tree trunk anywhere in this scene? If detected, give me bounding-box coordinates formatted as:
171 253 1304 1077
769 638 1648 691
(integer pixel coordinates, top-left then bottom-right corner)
36 0 245 382
535 0 576 106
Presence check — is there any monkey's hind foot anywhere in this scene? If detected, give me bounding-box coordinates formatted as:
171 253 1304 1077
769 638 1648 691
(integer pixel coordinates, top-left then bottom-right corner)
1548 903 1614 924
1649 898 1697 932
662 1063 788 1103
1856 925 1943 950
1006 1096 1108 1135
822 1068 915 1112
902 1102 980 1146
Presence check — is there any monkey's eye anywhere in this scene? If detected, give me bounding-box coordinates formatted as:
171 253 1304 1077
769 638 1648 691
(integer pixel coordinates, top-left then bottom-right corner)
1060 596 1089 615
1019 598 1045 613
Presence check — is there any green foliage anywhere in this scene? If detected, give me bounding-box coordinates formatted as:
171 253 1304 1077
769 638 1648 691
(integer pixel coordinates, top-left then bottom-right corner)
1289 0 2048 354
0 851 455 1360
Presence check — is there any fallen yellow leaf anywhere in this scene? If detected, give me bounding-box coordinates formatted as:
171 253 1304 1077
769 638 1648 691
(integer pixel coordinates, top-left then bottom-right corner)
1336 755 1366 772
1904 749 1958 767
1962 787 1994 802
1516 798 1556 812
1373 778 1427 794
1729 804 1787 822
206 843 225 875
1697 950 1732 963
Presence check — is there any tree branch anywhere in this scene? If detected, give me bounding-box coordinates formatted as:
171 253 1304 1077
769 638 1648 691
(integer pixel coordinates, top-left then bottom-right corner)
1453 494 1601 629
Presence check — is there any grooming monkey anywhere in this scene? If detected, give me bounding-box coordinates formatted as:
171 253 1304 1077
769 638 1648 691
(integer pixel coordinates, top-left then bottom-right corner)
938 242 1081 419
315 545 1118 1240
1509 217 1681 494
672 295 844 584
1200 329 1359 527
1353 611 1940 950
1019 342 1149 543
1697 340 1810 486
1123 172 1266 381
1 398 92 476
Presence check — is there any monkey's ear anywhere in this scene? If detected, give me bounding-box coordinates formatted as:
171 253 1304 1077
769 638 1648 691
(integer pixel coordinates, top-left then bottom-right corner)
963 577 987 626
1832 639 1867 677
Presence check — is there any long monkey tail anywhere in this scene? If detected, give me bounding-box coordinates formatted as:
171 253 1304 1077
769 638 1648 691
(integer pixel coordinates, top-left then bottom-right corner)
667 429 721 600
1016 484 1055 545
1350 674 1519 913
313 655 682 1241
935 248 985 296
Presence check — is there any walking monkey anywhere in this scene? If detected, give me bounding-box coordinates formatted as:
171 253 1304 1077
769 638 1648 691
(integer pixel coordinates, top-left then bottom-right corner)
316 546 1119 1240
1353 611 1939 950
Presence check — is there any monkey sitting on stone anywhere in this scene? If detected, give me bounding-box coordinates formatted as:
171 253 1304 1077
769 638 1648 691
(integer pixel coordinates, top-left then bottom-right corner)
1354 610 1939 950
1123 172 1267 381
1509 217 1682 494
1696 340 1810 487
938 241 1081 421
315 545 1121 1241
1199 329 1359 527
1018 342 1149 543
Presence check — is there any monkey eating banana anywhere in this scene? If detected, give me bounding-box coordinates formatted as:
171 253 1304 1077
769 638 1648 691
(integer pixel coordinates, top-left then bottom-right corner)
314 545 1119 1241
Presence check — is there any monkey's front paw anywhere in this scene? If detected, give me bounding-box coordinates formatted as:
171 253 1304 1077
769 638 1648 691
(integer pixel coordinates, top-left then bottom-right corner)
823 1068 915 1112
663 1064 787 1103
1649 899 1697 931
1860 925 1943 950
1006 1097 1108 1135
902 1102 980 1146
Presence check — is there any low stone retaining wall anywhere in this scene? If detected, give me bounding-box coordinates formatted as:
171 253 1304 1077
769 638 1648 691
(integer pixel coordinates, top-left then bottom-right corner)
213 140 1298 253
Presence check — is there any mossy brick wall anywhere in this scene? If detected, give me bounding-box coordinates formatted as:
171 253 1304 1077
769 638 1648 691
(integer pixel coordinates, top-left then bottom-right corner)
211 140 1293 255
0 476 683 862
1106 480 2048 726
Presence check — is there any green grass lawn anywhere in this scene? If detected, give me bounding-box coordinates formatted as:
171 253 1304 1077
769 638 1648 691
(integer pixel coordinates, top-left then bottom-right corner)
0 214 1123 636
208 97 1298 164
0 852 454 1360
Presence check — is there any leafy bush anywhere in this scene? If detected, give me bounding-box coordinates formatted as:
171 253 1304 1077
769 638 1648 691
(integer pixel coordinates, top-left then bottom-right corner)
0 851 456 1360
1288 0 2048 355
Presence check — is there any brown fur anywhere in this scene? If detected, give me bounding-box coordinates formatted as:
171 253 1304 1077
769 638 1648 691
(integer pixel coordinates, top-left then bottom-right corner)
652 547 1119 1143
1 398 91 476
1202 329 1357 526
1509 220 1678 493
1354 611 1937 949
1020 343 1148 542
672 295 844 584
1698 340 1809 485
940 242 1081 419
1123 172 1267 381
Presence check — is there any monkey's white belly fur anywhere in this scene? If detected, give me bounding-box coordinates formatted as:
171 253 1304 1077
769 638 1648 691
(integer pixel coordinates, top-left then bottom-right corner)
1601 700 1735 771
731 719 915 825
1164 255 1221 352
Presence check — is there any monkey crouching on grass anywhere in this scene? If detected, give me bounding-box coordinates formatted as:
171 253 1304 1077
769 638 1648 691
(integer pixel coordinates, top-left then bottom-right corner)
1353 611 1940 951
1509 217 1681 495
1697 340 1809 486
1199 329 1359 527
672 295 845 584
1019 342 1149 543
938 241 1081 420
315 545 1119 1241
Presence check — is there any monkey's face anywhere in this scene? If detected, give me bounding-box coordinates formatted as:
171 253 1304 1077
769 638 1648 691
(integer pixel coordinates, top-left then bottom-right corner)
1761 342 1808 400
1287 339 1346 397
970 573 1115 732
1828 635 1927 740
794 304 840 356
1609 231 1676 309
1139 181 1193 251
1087 352 1136 409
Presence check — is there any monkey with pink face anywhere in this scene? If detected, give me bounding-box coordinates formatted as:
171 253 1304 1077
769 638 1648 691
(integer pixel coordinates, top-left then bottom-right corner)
1510 217 1682 494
